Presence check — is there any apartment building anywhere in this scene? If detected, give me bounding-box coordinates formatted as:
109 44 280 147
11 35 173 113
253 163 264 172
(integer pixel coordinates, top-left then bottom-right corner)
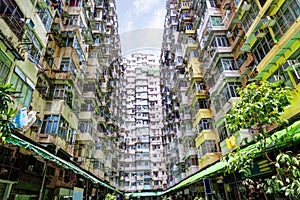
0 0 299 199
118 53 167 192
0 0 121 199
159 0 300 199
160 0 210 189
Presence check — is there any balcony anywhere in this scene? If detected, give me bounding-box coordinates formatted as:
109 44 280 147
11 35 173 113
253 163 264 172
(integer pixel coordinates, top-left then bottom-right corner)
195 130 217 148
185 147 197 158
77 132 94 144
181 1 190 10
193 109 212 128
0 1 25 41
38 133 69 154
94 149 105 160
198 152 221 169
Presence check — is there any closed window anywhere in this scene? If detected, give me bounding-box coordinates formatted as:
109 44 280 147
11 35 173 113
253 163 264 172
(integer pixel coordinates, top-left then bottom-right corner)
213 36 229 47
197 118 212 132
0 55 10 83
272 0 300 39
41 115 59 135
60 58 75 72
200 140 217 156
37 8 52 31
10 70 33 107
217 122 228 142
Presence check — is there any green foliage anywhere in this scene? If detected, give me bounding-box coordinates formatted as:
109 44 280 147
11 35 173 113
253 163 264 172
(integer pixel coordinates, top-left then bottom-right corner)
0 84 16 142
263 152 300 199
105 193 117 200
223 81 296 199
226 81 292 136
223 147 256 177
194 196 204 200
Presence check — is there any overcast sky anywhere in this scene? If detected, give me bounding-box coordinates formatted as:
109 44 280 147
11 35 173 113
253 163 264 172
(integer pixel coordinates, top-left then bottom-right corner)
116 0 166 56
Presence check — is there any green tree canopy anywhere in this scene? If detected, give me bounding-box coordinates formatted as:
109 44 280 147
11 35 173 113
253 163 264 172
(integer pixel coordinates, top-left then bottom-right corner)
223 81 300 199
226 81 292 136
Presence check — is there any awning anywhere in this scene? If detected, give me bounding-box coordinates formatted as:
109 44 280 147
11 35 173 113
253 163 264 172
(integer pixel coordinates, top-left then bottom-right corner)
124 120 300 197
125 191 165 197
6 133 121 194
160 119 300 195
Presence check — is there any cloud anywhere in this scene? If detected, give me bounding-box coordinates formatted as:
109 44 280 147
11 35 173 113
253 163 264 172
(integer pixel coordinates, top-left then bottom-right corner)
133 0 161 15
146 7 166 29
124 15 134 33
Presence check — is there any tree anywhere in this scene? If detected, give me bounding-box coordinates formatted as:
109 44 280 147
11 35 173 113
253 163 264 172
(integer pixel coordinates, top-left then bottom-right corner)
0 83 16 142
223 81 300 199
226 81 291 136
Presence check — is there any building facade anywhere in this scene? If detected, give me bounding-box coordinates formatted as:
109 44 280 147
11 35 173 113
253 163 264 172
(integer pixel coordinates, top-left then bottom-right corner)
0 0 122 199
118 53 167 192
159 0 300 199
0 0 299 199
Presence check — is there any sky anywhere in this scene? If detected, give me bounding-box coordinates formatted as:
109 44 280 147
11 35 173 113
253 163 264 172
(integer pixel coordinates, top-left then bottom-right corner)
116 0 166 56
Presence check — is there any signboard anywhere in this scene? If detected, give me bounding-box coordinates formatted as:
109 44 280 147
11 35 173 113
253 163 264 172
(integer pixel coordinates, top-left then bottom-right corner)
203 178 212 195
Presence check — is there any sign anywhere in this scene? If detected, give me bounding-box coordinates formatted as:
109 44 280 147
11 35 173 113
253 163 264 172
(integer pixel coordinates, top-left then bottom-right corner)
203 178 212 195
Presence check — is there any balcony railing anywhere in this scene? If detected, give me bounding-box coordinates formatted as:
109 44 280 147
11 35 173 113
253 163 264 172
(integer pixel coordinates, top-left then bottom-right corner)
0 0 26 37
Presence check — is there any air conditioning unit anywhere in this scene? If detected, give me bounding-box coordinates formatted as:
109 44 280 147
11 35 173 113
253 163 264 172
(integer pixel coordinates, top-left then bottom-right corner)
37 0 49 8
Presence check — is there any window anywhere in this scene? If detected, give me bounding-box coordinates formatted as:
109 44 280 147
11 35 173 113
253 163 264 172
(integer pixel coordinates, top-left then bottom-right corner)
81 99 95 111
94 1 103 6
212 97 221 114
37 8 52 31
217 122 228 142
0 0 24 39
290 64 300 84
0 52 11 83
272 0 300 39
78 121 92 133
196 99 209 110
60 58 75 72
200 140 217 156
252 33 274 64
57 117 69 140
220 82 241 106
212 36 229 47
50 84 73 106
194 81 206 92
241 2 259 33
41 115 59 135
236 53 248 69
83 82 95 92
24 30 43 63
211 16 222 26
10 68 33 107
197 118 212 133
70 0 82 7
